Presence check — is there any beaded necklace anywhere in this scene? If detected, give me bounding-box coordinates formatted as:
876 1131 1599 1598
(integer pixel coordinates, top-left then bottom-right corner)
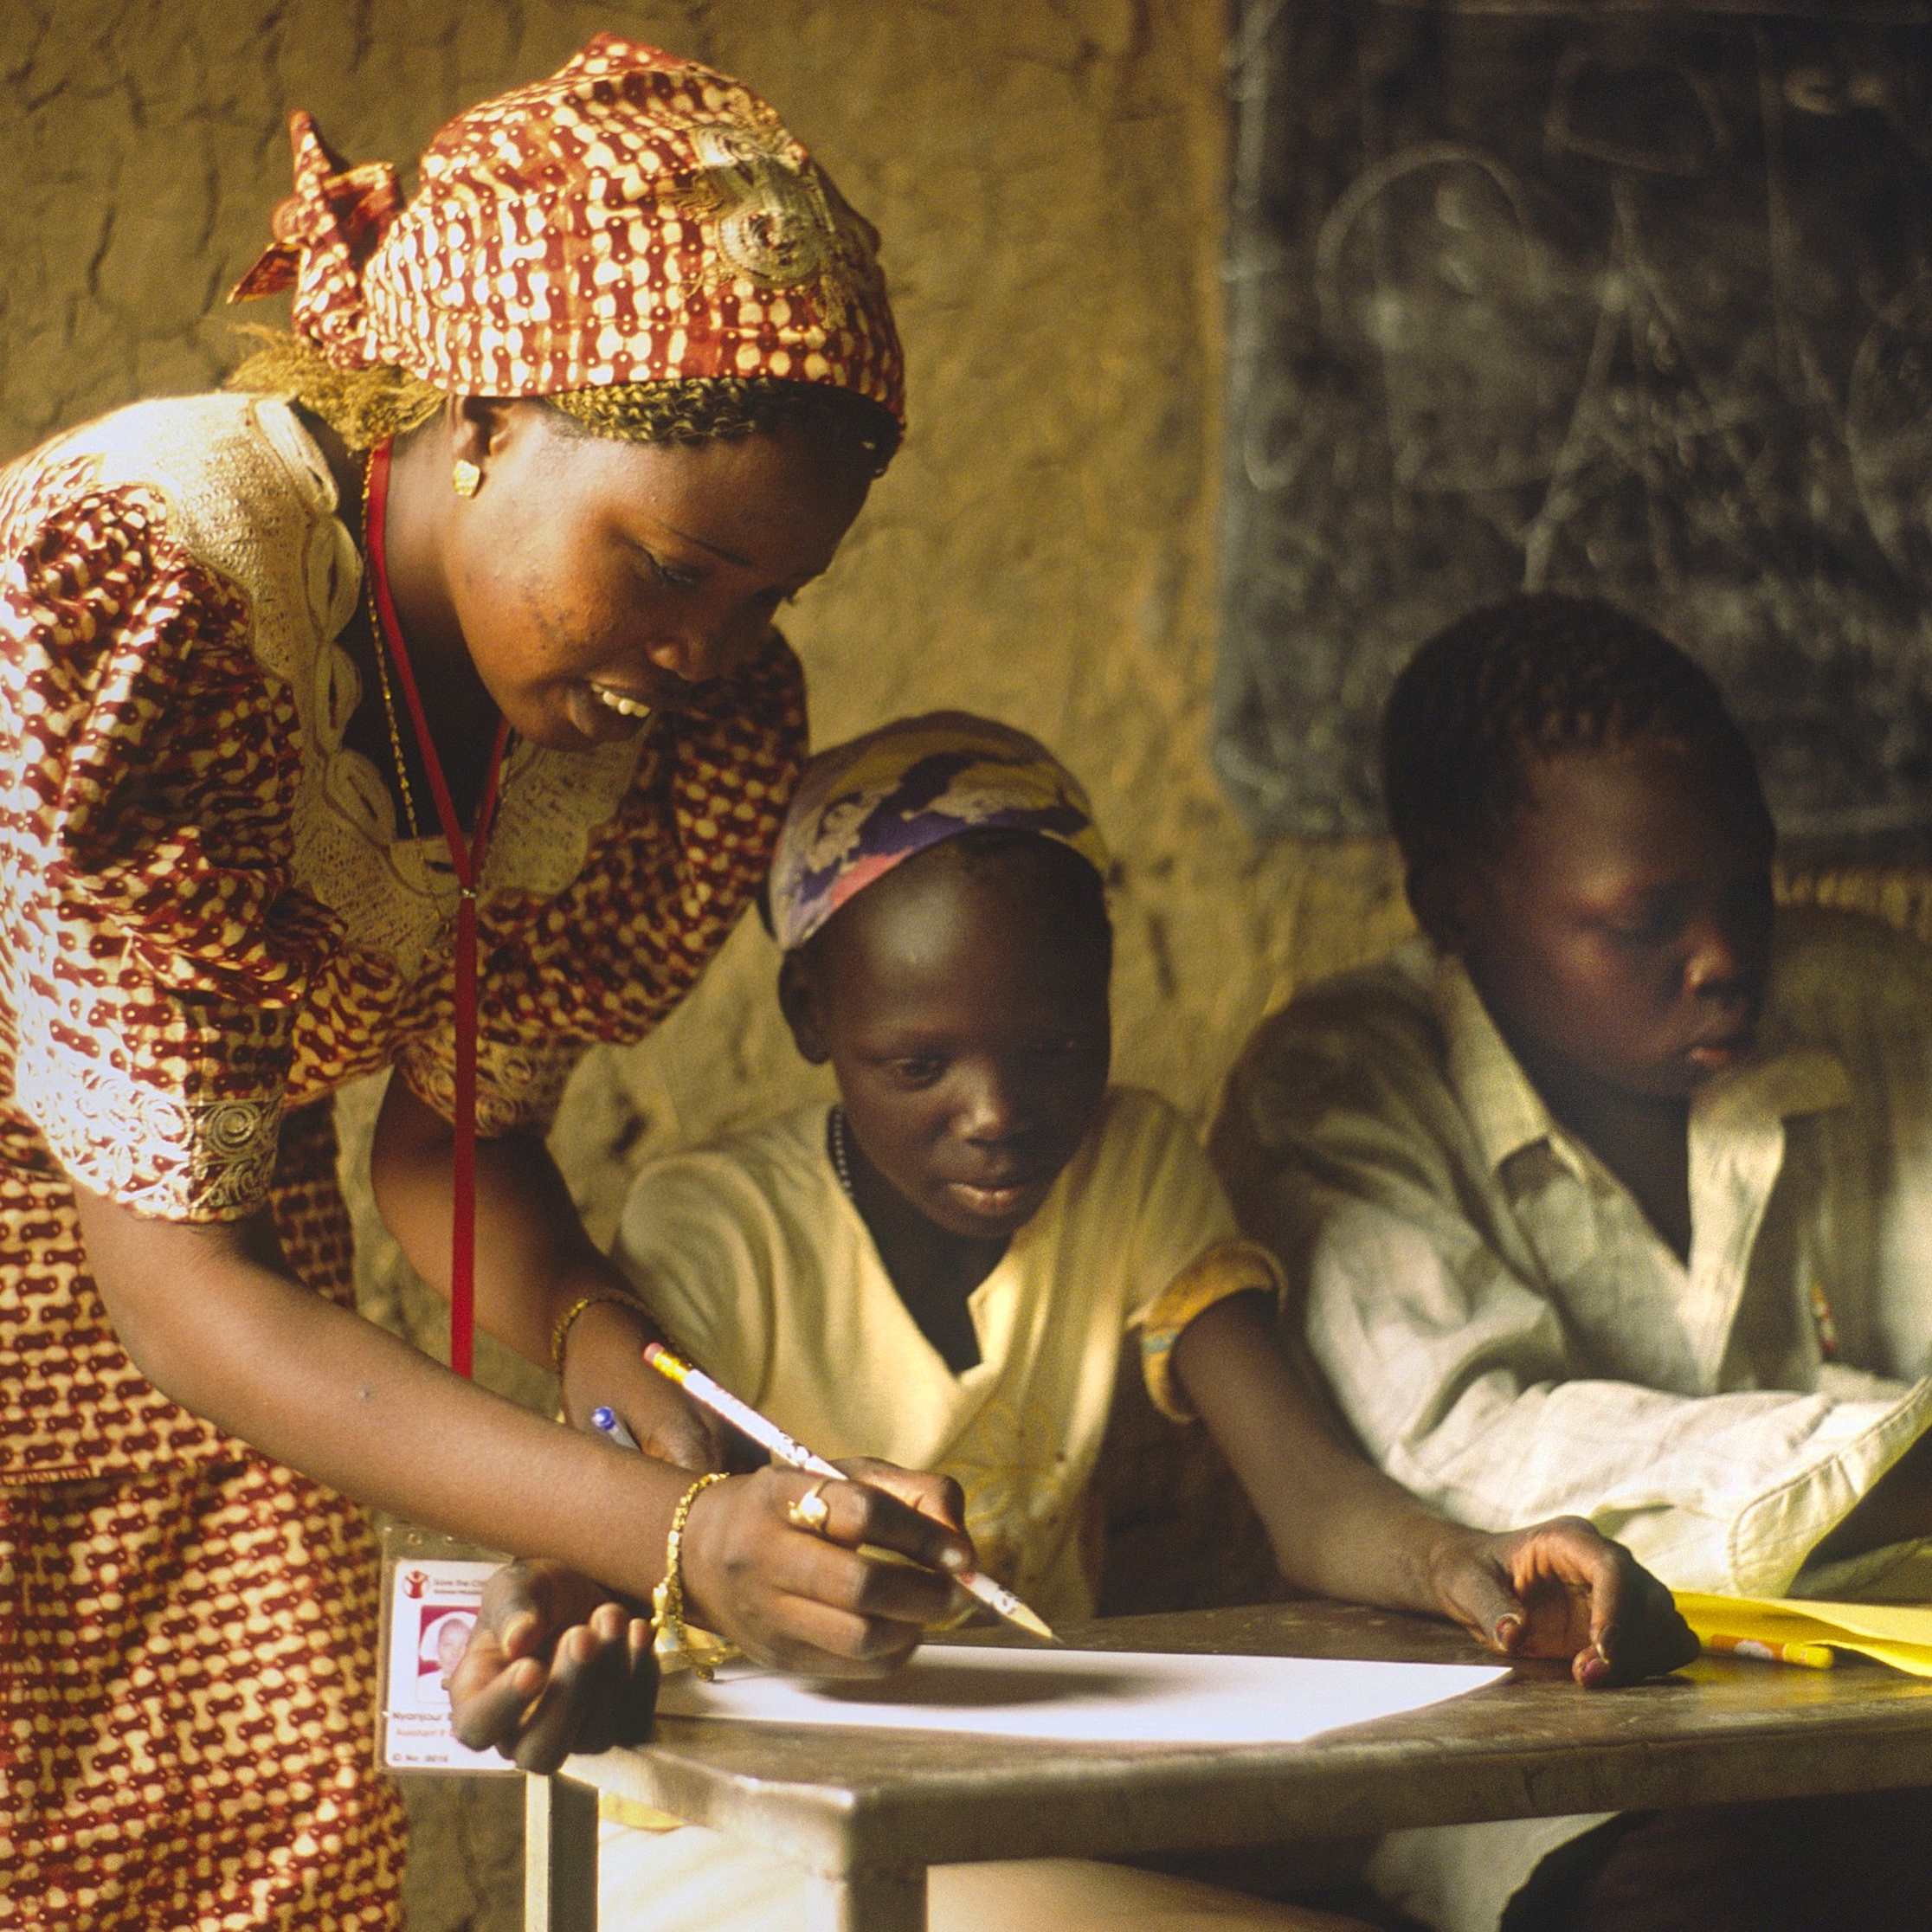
828 1104 859 1203
359 454 422 840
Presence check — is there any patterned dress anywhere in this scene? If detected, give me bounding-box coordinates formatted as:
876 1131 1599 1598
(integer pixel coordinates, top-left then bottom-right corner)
0 392 804 1929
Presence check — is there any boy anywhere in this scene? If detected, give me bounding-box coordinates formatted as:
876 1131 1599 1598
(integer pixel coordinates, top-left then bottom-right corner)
1213 596 1932 1932
453 712 1692 1932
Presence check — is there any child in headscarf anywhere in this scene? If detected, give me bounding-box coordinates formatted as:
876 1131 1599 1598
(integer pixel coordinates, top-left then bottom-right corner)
453 713 1695 1932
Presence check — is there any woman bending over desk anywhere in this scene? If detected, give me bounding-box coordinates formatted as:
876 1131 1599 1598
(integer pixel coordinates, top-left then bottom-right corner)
0 37 937 1928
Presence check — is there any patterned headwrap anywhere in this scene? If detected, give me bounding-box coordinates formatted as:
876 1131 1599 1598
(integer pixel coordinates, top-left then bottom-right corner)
229 33 904 422
768 713 1111 953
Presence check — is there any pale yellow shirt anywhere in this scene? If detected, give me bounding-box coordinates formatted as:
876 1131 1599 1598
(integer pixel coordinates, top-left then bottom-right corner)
1216 905 1932 1602
612 1085 1273 1628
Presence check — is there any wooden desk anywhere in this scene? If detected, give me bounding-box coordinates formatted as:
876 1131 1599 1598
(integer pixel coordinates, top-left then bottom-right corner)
522 1600 1932 1932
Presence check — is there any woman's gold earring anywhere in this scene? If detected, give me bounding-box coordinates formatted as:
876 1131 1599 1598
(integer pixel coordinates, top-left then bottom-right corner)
452 459 482 498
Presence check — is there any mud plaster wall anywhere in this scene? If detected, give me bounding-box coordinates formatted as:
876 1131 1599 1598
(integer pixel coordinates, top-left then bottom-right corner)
4 2 1416 1922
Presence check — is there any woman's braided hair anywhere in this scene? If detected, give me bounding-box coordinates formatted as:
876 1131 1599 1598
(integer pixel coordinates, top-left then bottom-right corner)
1380 593 1759 877
225 327 901 469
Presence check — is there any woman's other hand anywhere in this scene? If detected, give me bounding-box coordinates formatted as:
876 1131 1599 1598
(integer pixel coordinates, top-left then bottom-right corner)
677 1459 976 1677
558 1293 726 1472
1426 1516 1699 1687
447 1560 656 1772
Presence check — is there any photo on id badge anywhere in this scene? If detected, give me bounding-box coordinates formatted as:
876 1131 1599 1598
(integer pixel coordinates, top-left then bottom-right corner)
380 1553 509 1771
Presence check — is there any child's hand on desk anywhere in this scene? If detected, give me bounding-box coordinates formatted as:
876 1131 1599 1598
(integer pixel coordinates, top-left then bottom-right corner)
679 1458 976 1677
446 1560 656 1773
1426 1517 1698 1687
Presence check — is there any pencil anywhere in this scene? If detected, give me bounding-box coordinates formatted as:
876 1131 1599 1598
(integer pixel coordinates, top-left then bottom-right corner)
643 1345 842 1480
1703 1633 1837 1670
642 1342 1058 1643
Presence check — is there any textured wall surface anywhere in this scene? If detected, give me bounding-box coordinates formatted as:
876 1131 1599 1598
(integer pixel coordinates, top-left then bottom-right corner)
4 3 1415 1923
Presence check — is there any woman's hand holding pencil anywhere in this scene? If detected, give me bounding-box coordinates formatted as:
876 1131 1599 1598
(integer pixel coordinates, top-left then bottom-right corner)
645 1343 1057 1644
672 1458 977 1675
443 1353 1017 1766
448 1448 980 1773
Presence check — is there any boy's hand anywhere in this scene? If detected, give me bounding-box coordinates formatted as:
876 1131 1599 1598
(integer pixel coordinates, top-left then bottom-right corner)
679 1459 977 1677
1425 1517 1698 1687
447 1560 657 1772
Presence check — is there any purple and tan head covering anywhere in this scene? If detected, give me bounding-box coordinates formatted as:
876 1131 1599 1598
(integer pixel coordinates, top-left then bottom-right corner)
768 713 1111 953
230 33 903 422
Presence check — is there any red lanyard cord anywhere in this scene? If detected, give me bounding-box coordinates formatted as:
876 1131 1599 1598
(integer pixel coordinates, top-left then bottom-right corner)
364 440 508 1379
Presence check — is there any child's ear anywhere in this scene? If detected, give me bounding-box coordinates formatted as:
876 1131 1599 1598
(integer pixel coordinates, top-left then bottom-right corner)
777 952 832 1065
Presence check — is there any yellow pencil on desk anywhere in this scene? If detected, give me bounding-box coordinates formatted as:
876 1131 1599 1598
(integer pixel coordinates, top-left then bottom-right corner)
1703 1633 1836 1670
643 1342 1058 1644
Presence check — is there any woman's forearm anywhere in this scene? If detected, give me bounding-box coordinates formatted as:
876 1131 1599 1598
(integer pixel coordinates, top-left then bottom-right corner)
370 1072 653 1368
368 1075 721 1470
77 1182 980 1676
75 1184 687 1600
1172 1292 1465 1613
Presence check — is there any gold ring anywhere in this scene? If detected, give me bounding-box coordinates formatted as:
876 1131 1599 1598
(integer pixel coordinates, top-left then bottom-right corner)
786 1480 833 1536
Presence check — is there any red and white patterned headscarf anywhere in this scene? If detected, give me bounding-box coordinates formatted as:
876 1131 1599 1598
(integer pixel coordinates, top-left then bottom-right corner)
231 34 904 422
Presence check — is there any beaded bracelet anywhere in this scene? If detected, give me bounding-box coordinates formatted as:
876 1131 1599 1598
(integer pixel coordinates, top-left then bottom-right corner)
549 1289 641 1377
652 1472 731 1679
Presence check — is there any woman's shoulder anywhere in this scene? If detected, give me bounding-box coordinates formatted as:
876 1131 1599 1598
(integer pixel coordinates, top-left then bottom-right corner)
2 394 353 645
1768 901 1932 1053
1090 1084 1191 1142
5 393 333 530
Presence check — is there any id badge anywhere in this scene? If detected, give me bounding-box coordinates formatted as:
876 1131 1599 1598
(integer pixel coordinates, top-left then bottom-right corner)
376 1520 517 1774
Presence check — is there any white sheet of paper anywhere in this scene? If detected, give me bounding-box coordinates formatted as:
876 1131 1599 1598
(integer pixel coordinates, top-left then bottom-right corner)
656 1645 1506 1746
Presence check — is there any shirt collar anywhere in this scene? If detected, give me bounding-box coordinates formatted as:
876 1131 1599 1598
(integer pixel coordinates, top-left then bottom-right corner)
1431 956 1557 1172
1427 950 1854 1176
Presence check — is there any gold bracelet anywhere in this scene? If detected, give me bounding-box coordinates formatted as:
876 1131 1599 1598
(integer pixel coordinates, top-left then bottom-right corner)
550 1289 641 1377
652 1472 730 1678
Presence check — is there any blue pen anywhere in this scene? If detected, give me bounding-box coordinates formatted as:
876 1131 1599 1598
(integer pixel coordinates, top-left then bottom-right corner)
590 1405 640 1451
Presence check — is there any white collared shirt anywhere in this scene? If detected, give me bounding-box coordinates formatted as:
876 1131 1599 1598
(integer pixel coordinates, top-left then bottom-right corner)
1214 905 1932 1600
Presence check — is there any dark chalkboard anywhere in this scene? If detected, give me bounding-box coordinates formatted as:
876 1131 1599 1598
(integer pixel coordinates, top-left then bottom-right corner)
1216 0 1932 840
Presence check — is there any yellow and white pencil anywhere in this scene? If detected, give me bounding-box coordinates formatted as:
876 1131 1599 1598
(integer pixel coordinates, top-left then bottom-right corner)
1703 1632 1836 1670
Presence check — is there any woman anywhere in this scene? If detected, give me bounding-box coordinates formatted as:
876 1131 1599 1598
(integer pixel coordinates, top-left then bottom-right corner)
0 36 971 1929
